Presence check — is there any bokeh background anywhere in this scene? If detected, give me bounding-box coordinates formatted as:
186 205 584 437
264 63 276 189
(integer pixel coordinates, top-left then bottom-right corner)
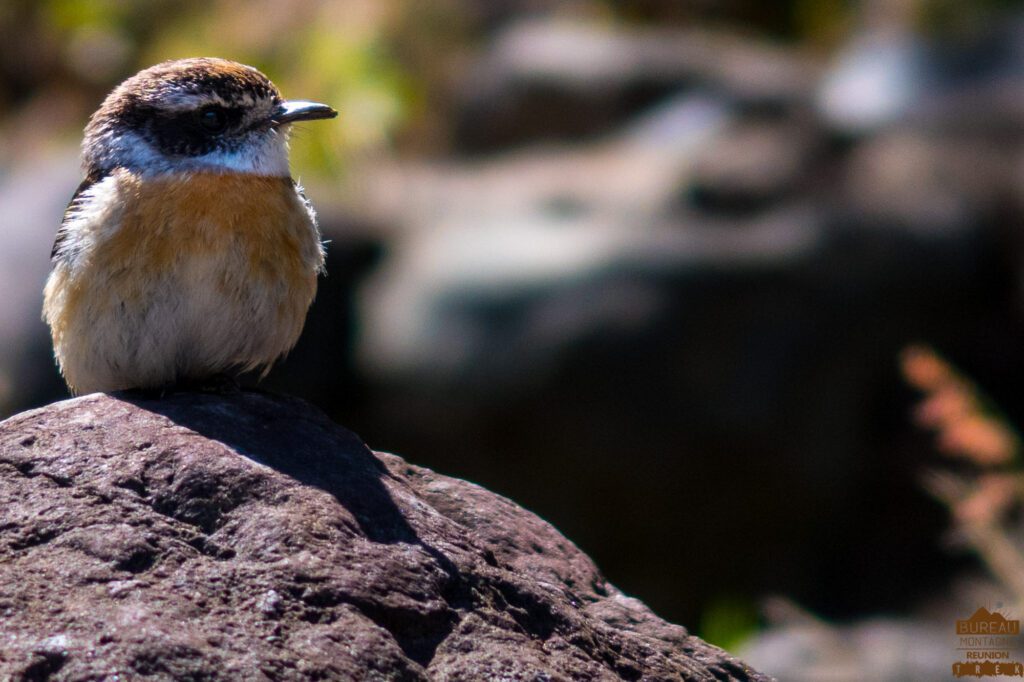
4 0 1024 677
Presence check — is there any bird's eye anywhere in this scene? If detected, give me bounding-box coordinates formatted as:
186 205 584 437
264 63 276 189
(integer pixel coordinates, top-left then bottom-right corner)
197 106 228 134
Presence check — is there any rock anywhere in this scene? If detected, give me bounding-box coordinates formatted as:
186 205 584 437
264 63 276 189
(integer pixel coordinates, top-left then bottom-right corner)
453 19 815 152
688 120 822 215
355 92 733 383
741 617 949 681
816 29 929 134
0 391 765 681
839 130 1015 237
818 13 1024 136
0 150 82 417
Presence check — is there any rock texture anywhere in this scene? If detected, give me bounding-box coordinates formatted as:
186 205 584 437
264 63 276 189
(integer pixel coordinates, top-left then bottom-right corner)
0 391 765 681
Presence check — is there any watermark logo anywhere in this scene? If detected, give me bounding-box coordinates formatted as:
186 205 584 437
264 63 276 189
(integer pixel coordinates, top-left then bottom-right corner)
953 607 1024 678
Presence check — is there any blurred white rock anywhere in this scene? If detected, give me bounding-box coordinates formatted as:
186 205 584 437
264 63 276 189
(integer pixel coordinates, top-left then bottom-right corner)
817 30 929 134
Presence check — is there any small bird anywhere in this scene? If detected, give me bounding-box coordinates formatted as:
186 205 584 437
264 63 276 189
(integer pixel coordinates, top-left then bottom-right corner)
43 58 336 395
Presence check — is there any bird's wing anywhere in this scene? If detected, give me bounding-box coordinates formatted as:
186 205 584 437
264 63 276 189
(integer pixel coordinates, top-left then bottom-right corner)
51 170 106 262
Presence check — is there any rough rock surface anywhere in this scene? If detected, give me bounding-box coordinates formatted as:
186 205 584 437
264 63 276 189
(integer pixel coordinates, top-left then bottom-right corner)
0 391 765 681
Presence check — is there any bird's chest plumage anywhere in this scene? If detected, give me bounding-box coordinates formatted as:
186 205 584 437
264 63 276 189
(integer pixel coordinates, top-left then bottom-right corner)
44 170 324 393
103 172 315 288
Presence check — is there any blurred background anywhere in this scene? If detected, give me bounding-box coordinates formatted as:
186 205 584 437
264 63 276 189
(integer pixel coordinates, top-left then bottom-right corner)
4 0 1024 677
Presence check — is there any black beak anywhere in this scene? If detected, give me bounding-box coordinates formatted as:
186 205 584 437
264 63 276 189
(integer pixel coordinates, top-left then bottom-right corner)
270 100 337 126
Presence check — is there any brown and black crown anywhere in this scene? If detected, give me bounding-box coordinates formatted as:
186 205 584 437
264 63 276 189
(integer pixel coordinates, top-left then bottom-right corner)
84 58 283 167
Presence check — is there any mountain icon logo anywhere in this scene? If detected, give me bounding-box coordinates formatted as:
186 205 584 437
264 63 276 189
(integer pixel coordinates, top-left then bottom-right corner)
958 608 1021 635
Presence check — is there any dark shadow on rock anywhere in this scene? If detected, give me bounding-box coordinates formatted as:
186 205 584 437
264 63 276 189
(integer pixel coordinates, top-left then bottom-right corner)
115 388 420 546
110 388 546 667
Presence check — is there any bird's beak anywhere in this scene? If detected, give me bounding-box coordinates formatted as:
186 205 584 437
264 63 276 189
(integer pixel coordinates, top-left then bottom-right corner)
270 100 337 126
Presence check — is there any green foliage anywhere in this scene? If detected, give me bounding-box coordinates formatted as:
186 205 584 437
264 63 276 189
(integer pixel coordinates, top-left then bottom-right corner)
698 594 760 652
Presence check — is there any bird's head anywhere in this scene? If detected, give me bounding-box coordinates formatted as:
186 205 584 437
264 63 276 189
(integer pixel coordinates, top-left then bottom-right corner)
82 58 336 177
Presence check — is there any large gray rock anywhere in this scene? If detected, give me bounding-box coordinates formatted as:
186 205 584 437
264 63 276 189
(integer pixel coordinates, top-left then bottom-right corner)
0 390 766 681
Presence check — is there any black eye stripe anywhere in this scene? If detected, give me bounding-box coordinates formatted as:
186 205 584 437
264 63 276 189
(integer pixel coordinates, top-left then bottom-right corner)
131 105 248 157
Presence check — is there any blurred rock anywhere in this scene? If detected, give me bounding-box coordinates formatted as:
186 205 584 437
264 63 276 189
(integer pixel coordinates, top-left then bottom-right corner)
817 29 929 134
454 19 816 152
839 130 1015 236
0 390 766 680
819 13 1024 136
741 618 948 681
689 119 823 214
358 92 732 380
0 150 80 415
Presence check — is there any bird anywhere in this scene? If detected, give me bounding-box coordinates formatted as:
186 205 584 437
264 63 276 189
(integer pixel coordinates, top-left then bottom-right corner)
43 57 337 395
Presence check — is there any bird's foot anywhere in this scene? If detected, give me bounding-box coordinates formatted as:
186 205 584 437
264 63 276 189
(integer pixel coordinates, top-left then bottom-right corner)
190 373 241 395
115 374 241 399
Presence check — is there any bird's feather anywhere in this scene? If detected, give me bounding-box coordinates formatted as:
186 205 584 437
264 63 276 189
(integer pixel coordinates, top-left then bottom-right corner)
51 170 108 262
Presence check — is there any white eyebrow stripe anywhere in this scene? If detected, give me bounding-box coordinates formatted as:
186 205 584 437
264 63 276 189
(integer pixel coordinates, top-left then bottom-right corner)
156 90 263 112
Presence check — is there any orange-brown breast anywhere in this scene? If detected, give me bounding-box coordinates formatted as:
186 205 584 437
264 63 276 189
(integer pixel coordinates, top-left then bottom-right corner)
95 171 318 309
